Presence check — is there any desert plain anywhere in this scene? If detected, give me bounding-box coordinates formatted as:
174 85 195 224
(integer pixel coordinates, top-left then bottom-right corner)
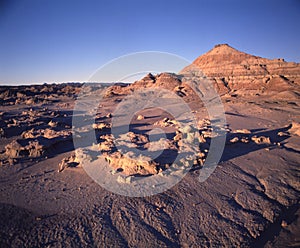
0 44 299 247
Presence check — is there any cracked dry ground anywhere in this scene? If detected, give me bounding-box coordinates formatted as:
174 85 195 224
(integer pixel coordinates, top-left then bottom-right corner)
0 91 299 247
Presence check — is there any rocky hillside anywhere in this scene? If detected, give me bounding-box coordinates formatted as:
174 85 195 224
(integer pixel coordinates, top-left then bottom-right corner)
181 44 300 96
107 44 300 100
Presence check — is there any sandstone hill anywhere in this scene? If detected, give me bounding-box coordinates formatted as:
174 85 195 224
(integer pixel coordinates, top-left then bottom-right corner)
107 44 300 100
182 44 300 96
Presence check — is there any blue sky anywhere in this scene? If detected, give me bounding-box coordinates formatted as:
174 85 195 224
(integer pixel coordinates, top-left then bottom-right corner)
0 0 299 85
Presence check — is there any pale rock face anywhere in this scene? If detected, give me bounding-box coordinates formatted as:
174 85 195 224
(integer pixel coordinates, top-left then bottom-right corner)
105 151 158 176
251 136 271 145
58 153 80 172
289 122 300 136
92 122 111 130
5 140 44 158
234 129 251 134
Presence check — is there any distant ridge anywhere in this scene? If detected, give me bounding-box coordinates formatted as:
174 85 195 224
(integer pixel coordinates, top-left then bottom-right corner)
104 44 300 100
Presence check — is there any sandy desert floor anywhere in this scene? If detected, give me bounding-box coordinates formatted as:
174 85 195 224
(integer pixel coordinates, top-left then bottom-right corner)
0 83 299 247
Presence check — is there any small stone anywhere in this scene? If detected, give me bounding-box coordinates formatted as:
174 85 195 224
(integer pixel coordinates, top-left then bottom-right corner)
137 115 144 120
251 136 271 145
234 129 251 134
158 171 165 177
197 152 206 158
58 159 68 172
241 138 249 143
198 158 204 166
277 131 289 137
173 131 183 142
230 137 239 143
48 120 57 127
281 220 288 228
92 122 111 130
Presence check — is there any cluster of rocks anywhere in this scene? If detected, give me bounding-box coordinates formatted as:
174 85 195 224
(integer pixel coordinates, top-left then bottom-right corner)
4 139 45 159
99 131 159 176
1 100 295 181
67 114 215 177
154 117 178 127
0 107 73 166
95 117 231 178
227 128 272 145
0 107 72 139
0 83 82 106
65 111 286 178
0 127 72 165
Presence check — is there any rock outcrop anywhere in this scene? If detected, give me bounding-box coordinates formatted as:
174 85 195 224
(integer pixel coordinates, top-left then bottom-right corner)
181 44 300 95
104 44 300 99
0 128 72 164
